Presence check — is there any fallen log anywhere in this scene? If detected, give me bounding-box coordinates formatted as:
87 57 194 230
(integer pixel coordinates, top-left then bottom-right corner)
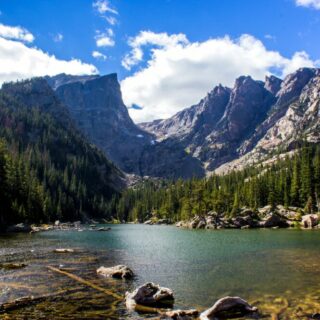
0 288 80 313
47 265 122 300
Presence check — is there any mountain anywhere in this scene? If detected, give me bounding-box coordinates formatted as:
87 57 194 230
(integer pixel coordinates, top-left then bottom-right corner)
46 73 154 174
0 78 125 227
140 68 320 177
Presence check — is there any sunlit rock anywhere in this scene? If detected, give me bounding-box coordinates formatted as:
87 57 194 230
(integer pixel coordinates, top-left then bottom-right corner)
97 265 134 279
125 282 174 311
200 296 257 320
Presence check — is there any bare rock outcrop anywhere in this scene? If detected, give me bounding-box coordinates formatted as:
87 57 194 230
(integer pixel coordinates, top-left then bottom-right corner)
200 296 257 320
126 282 174 310
97 265 134 279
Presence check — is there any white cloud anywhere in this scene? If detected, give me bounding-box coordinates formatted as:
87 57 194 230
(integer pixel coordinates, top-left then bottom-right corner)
264 34 276 40
0 37 98 85
95 29 115 47
53 33 63 42
105 16 117 25
93 0 118 15
0 23 34 42
295 0 320 9
122 31 189 70
281 51 315 75
92 50 107 60
93 1 118 47
96 35 115 47
121 32 319 123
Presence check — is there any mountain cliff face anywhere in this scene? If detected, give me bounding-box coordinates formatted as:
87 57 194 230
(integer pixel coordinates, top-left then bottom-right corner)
39 68 320 180
0 78 125 223
140 68 320 177
46 74 154 174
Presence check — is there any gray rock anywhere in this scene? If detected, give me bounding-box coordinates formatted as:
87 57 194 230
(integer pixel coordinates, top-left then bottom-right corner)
301 214 319 228
97 265 134 279
259 213 288 228
125 282 174 310
200 296 257 320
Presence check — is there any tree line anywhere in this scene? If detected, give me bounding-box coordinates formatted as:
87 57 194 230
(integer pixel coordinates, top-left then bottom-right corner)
111 144 320 222
0 83 121 230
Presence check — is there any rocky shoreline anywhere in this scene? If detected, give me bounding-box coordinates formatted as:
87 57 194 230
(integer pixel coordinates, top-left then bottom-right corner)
175 205 320 230
3 220 113 234
3 205 320 234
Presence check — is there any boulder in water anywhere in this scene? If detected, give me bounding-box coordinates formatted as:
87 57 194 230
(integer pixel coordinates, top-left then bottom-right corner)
97 265 134 279
200 296 257 319
126 282 174 310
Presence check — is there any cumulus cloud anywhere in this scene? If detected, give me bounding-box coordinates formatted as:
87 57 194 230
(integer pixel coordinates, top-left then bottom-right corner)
122 31 188 70
0 37 98 85
96 36 114 47
93 0 118 15
53 33 63 42
92 50 107 60
121 32 319 123
0 23 34 42
95 28 115 47
93 0 117 47
295 0 320 9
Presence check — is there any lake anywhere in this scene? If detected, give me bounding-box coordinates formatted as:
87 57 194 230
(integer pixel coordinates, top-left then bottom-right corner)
0 225 320 319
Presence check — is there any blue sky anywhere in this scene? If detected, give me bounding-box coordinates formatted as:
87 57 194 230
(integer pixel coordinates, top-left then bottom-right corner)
0 0 319 122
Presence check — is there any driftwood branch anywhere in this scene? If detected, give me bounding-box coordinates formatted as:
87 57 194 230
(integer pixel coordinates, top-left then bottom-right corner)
0 288 80 313
47 265 123 301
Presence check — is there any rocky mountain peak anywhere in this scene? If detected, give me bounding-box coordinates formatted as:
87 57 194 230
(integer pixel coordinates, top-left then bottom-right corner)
221 75 275 140
264 75 282 95
48 73 153 174
45 73 99 90
275 67 317 107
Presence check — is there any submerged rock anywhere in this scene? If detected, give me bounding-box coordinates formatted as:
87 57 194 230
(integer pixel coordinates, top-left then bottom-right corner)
126 282 174 310
53 248 75 253
200 296 258 319
0 263 27 270
97 265 134 279
164 309 199 319
96 227 111 231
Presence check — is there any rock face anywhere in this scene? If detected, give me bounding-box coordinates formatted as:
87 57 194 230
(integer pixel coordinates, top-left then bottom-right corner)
40 68 320 179
141 68 320 177
200 296 257 320
175 206 303 230
216 68 320 174
97 265 134 279
301 214 319 228
46 73 154 174
125 282 174 310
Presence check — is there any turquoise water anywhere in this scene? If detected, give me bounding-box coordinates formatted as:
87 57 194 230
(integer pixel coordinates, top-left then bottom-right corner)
1 225 320 318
